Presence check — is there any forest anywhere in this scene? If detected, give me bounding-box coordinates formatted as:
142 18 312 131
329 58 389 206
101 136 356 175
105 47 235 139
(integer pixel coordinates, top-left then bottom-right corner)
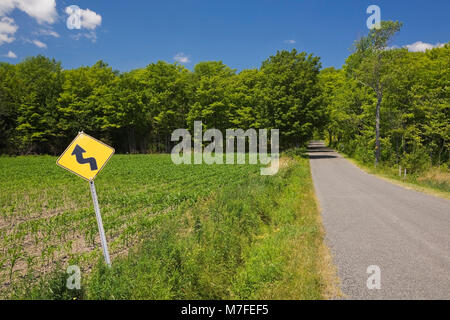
0 21 449 173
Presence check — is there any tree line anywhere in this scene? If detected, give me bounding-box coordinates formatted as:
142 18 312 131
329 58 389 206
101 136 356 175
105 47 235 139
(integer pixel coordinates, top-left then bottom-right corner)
0 20 448 173
0 50 323 155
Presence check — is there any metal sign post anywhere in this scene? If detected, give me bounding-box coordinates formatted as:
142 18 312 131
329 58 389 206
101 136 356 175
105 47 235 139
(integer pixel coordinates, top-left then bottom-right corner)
89 180 111 267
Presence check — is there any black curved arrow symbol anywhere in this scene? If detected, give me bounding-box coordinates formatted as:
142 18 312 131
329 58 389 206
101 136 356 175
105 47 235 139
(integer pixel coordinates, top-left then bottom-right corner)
71 144 98 171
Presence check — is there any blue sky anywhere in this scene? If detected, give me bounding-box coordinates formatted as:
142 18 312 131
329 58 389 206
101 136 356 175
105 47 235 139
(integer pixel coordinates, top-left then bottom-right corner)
0 0 449 71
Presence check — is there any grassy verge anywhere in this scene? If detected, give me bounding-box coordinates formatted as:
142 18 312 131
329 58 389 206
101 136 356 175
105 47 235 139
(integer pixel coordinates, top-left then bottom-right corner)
341 155 450 200
9 156 335 299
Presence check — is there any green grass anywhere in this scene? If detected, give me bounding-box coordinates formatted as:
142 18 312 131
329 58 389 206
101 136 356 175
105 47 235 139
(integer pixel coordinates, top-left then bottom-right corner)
0 154 330 299
342 155 450 199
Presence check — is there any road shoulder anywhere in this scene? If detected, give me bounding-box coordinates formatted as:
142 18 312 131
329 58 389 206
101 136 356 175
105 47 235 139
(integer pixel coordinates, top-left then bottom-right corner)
342 155 450 201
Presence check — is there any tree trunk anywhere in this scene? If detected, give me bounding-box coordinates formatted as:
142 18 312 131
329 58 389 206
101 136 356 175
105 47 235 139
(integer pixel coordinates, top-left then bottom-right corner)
166 134 171 153
375 90 382 167
395 136 399 165
128 127 136 154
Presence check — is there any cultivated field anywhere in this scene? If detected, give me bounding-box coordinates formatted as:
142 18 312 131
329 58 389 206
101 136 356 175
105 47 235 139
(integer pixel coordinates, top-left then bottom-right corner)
0 154 330 299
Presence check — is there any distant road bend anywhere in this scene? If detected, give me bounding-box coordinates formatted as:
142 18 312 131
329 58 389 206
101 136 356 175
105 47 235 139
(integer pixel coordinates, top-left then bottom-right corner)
308 141 450 299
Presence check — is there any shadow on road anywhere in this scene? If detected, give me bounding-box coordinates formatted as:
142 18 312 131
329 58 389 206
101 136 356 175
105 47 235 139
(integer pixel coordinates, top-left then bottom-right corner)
307 149 334 153
308 154 337 159
307 141 337 159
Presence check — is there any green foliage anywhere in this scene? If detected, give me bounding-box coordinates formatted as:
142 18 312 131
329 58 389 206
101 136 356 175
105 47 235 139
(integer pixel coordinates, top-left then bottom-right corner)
259 50 324 148
3 56 64 154
283 147 308 158
9 266 85 300
400 145 431 173
0 50 323 155
321 22 449 173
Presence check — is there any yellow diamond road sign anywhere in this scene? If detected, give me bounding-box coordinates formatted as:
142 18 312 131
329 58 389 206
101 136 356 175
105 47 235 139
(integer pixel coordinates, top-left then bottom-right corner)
57 132 115 181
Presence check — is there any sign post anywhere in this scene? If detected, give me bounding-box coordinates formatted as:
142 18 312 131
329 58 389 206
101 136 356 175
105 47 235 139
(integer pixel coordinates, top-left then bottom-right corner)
89 180 111 267
57 132 115 267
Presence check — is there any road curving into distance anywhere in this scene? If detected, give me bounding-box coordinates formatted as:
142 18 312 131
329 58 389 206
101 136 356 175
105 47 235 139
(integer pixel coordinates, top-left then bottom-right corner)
308 141 450 299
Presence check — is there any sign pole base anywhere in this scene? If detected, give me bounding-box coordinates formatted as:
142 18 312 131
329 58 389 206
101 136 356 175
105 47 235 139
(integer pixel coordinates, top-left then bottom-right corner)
89 180 111 267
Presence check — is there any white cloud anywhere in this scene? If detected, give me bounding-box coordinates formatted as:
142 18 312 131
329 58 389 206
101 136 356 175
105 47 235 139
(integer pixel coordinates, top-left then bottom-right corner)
0 17 18 45
174 52 190 64
0 0 57 24
404 41 445 52
0 0 15 17
284 39 296 44
32 39 46 48
4 50 17 58
36 28 59 38
80 8 102 30
16 0 57 24
71 31 98 43
0 1 57 46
